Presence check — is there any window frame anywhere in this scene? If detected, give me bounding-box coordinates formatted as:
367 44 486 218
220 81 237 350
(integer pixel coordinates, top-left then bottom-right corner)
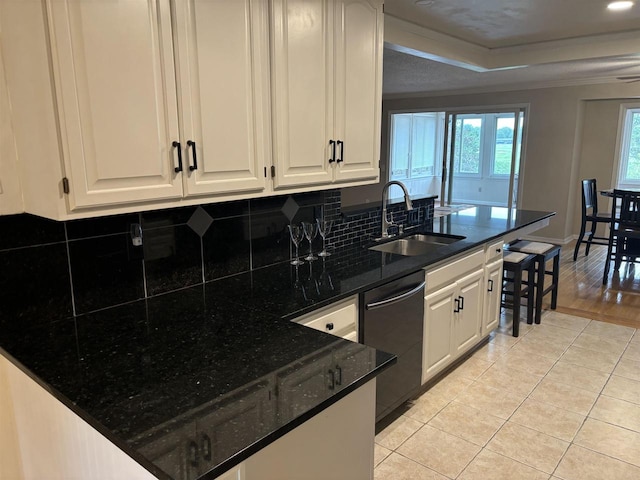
489 112 526 178
452 114 483 178
617 105 640 188
389 112 444 182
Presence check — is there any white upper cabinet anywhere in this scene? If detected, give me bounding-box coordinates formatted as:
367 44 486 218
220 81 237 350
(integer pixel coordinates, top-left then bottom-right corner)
47 0 183 208
1 0 382 219
270 0 335 188
174 0 270 197
270 0 382 189
333 0 383 182
0 46 23 215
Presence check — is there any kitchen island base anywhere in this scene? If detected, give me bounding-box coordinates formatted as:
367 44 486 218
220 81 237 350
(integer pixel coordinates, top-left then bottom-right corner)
1 354 376 480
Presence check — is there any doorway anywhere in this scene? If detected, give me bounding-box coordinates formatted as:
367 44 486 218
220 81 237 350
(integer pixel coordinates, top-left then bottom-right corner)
388 107 526 208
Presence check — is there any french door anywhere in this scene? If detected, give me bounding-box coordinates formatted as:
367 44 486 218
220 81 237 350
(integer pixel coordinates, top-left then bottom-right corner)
440 108 525 209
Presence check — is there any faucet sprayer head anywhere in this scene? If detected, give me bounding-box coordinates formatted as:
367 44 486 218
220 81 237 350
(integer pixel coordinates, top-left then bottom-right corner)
405 197 414 211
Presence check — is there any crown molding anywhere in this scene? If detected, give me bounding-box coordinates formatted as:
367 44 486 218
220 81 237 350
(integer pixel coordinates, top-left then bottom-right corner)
382 76 640 100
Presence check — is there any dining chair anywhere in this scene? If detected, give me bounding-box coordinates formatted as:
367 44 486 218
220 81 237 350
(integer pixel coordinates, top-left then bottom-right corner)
573 179 612 261
602 189 640 285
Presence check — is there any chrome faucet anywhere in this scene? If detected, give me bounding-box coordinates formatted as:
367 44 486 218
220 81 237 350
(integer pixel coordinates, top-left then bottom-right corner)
381 180 414 238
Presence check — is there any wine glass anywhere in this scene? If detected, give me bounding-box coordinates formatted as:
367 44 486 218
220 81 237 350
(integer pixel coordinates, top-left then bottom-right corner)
316 218 333 257
302 221 318 261
288 224 305 265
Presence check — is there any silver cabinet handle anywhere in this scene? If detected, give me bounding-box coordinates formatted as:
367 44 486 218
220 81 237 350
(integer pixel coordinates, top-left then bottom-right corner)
365 281 426 310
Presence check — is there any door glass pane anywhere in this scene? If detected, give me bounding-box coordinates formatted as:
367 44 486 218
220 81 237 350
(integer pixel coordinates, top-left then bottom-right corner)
493 115 515 175
411 114 436 177
453 116 481 174
390 114 410 180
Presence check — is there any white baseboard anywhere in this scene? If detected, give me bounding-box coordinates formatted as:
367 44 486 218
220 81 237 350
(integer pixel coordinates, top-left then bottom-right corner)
520 234 574 245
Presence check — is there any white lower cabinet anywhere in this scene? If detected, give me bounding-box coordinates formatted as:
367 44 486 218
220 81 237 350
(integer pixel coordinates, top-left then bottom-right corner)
422 245 501 384
293 295 358 341
453 269 484 356
423 283 457 380
483 259 503 335
423 267 483 383
240 379 375 480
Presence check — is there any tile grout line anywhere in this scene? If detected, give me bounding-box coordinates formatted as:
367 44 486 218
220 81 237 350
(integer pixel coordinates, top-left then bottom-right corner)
456 311 575 478
375 314 640 478
549 324 638 477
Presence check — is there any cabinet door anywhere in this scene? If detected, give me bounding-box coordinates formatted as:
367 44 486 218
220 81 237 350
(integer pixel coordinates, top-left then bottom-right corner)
454 269 484 356
0 49 23 215
483 259 503 335
137 423 197 480
332 342 375 388
333 0 382 183
175 0 269 197
47 0 182 208
423 283 456 383
197 382 273 474
270 0 334 188
276 350 334 420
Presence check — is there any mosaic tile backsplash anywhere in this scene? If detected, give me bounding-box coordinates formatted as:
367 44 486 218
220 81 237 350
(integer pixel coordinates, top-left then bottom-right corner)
0 190 433 320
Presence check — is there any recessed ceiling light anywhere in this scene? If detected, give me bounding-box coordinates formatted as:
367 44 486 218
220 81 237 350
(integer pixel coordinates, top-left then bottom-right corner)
415 0 435 6
607 1 634 10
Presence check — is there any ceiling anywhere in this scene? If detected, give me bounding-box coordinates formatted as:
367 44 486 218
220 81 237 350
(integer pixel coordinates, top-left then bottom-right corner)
382 0 640 95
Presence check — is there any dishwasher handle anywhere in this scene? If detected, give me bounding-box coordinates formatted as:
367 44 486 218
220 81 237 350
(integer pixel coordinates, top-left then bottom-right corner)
365 281 426 310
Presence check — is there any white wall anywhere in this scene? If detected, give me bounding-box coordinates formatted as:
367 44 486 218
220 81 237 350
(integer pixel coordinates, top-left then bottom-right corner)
574 99 630 237
343 82 640 242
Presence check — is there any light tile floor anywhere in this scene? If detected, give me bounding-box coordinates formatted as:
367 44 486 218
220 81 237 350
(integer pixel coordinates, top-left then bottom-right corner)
374 311 640 480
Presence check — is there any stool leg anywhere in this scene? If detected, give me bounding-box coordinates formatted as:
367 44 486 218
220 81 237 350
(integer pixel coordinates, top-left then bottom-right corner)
535 256 544 324
526 263 535 325
551 253 560 310
512 273 521 337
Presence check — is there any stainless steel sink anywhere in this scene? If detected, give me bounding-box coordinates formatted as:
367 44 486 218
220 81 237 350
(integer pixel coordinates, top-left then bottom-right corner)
404 234 464 245
369 233 465 256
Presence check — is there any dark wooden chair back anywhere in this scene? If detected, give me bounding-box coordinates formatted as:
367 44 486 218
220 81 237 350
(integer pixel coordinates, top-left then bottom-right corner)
614 189 640 230
582 179 599 215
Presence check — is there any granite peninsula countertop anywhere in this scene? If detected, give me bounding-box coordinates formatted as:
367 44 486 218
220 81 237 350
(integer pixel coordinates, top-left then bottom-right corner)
0 207 554 480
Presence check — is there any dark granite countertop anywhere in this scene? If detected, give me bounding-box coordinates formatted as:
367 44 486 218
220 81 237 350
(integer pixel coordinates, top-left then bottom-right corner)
0 206 554 480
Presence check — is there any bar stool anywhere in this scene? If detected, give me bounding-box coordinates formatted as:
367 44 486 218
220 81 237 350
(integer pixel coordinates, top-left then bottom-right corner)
507 240 561 324
502 252 536 337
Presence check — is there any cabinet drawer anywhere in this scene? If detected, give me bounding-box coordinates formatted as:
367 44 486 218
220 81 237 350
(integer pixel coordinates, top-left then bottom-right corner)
485 238 505 263
425 249 484 293
294 296 358 340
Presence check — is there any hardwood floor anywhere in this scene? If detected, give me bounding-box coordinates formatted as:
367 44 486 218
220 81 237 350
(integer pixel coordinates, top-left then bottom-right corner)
547 241 640 329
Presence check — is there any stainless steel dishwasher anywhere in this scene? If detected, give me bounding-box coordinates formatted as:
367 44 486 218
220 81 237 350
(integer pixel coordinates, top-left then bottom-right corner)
362 271 425 422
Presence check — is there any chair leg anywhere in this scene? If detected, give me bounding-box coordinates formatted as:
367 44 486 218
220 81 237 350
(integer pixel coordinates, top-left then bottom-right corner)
585 220 597 257
615 239 623 271
550 253 560 310
603 234 614 285
573 219 587 261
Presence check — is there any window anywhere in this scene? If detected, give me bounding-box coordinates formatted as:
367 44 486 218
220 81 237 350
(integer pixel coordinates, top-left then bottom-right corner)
390 113 444 181
451 113 523 177
492 113 524 176
618 107 640 187
453 115 482 175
